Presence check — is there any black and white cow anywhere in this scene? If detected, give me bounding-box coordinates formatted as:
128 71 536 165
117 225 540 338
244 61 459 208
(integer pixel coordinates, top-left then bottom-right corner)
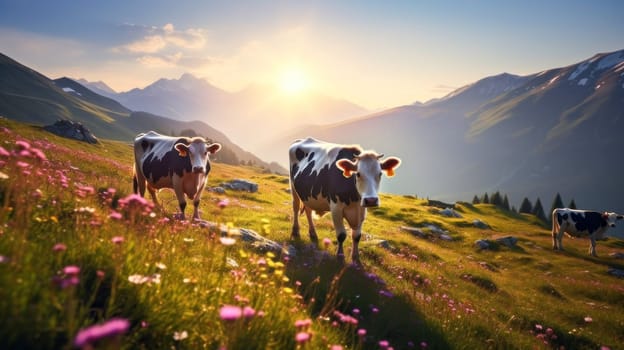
289 137 401 262
552 208 623 256
133 131 221 221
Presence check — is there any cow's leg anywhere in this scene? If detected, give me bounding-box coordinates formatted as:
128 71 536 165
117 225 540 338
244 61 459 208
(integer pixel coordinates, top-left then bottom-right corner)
303 206 318 243
291 187 301 239
330 203 347 260
555 228 565 251
589 237 597 256
191 181 206 221
344 207 365 264
172 180 187 220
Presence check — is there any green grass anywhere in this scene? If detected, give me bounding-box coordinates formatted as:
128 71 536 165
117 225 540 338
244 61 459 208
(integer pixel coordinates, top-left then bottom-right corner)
1 117 623 349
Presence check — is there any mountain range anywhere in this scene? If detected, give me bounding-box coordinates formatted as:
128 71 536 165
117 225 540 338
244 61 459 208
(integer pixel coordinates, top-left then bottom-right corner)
277 49 624 212
81 73 368 154
0 52 284 173
2 49 624 212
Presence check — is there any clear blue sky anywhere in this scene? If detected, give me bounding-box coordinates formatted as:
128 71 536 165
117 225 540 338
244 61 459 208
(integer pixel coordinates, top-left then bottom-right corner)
1 0 622 109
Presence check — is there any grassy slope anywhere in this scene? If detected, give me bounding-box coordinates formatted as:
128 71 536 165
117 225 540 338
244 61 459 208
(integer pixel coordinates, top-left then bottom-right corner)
1 118 623 349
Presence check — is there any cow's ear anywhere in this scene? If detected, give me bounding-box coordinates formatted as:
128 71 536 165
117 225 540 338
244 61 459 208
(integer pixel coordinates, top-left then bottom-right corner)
380 157 401 177
207 143 222 154
336 159 357 178
175 143 189 157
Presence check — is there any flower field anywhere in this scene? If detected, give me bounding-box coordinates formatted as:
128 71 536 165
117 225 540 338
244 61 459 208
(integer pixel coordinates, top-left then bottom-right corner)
1 118 623 349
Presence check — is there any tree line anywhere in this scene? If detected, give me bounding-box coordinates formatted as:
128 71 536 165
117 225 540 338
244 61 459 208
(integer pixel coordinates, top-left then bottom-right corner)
472 191 576 223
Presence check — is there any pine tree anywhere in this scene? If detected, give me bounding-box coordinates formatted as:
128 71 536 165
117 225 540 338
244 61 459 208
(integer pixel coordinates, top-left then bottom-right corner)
472 195 481 204
519 197 533 214
533 198 547 222
550 193 565 217
568 199 577 209
482 193 490 204
491 191 503 207
502 195 511 211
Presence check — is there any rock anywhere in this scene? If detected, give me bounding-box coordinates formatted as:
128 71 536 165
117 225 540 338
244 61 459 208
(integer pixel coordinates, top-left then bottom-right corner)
221 179 258 192
425 224 448 235
495 236 518 248
43 119 98 144
400 226 427 238
237 228 295 256
211 186 226 194
439 207 462 218
475 239 490 250
607 267 624 278
473 219 490 229
439 234 453 241
609 252 624 259
427 199 455 209
376 240 392 250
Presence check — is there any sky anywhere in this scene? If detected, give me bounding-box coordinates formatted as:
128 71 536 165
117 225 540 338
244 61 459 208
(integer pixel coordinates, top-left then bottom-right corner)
1 0 623 110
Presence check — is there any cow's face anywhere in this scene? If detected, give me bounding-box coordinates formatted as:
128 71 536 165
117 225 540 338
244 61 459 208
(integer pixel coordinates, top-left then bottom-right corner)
603 212 624 227
336 152 401 207
175 140 222 173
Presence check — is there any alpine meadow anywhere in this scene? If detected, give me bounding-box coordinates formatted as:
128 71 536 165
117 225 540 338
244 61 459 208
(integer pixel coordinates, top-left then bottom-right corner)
1 116 624 349
2 2 624 349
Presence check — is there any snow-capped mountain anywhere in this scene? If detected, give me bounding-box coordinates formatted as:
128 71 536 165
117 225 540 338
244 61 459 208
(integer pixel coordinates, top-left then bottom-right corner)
280 49 624 212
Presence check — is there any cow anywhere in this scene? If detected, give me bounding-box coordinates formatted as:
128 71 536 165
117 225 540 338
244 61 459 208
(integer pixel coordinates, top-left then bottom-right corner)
133 131 221 221
289 137 401 263
551 208 623 256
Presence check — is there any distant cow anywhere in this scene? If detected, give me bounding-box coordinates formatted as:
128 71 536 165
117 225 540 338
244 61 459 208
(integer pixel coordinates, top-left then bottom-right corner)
551 208 623 256
133 131 221 221
289 137 401 263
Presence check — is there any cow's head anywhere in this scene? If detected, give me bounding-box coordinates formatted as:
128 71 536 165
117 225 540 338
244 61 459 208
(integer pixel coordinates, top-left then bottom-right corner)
603 212 624 227
336 152 401 207
175 139 222 173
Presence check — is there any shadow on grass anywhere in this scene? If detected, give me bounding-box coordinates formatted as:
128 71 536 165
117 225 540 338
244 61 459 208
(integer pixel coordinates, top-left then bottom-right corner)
285 250 451 349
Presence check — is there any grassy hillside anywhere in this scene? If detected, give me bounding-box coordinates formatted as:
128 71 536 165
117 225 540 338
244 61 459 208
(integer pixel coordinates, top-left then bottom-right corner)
1 118 623 349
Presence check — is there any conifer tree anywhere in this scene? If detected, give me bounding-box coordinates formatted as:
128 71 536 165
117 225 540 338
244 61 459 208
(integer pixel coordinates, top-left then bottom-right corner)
533 198 547 222
568 199 577 209
482 193 490 204
491 191 503 207
550 193 565 217
472 195 480 204
502 195 511 211
519 197 533 214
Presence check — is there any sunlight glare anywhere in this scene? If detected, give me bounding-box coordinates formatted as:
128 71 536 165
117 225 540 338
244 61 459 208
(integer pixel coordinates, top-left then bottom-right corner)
278 68 309 96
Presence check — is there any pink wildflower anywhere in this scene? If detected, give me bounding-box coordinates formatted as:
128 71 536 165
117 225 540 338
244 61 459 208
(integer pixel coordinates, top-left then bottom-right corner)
0 146 9 157
15 140 30 150
111 236 124 244
242 306 256 318
357 328 367 338
219 305 242 321
379 340 390 349
295 318 312 328
217 198 229 209
584 316 593 323
53 243 67 252
295 331 311 344
323 237 332 248
64 265 80 275
330 346 343 350
109 211 123 220
74 318 130 348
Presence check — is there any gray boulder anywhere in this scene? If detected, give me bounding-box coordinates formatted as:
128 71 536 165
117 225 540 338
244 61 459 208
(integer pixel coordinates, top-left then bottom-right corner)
473 219 490 229
44 119 98 144
495 236 518 248
221 179 258 192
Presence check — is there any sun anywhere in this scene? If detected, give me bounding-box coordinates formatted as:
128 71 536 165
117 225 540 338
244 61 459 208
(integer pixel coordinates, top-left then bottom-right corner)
278 68 310 96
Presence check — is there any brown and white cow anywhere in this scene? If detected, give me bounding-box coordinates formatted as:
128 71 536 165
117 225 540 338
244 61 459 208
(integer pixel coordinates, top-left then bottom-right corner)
552 208 623 256
133 131 221 221
289 137 401 263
